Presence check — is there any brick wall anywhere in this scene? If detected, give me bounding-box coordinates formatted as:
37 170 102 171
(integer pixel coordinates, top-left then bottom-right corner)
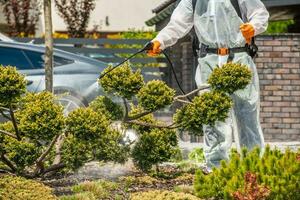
255 34 300 141
167 34 300 142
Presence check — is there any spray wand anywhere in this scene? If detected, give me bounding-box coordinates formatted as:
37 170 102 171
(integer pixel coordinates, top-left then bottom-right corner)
99 42 191 101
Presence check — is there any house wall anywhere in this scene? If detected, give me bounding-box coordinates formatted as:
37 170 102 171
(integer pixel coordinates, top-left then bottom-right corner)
165 34 300 142
0 0 165 36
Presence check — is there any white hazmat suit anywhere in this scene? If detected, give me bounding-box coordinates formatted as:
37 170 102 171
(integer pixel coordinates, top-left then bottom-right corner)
153 0 269 168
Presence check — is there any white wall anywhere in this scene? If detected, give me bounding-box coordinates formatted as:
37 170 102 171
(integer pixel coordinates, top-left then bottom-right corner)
0 0 164 36
49 0 164 33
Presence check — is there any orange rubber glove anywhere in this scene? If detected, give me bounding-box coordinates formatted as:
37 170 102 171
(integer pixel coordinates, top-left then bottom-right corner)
147 41 161 57
240 23 255 45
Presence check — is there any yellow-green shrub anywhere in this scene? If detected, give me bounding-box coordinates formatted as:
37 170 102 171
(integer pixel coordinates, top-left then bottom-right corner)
132 129 178 172
89 96 124 121
99 63 144 99
0 66 26 106
16 92 65 142
130 190 200 200
194 146 300 200
137 80 175 112
174 91 232 135
0 176 57 200
208 63 252 94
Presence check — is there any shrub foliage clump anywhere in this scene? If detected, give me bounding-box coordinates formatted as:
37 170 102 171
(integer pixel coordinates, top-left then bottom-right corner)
99 62 144 99
0 176 57 200
137 80 175 111
194 146 300 200
174 91 232 135
0 66 26 105
208 63 252 94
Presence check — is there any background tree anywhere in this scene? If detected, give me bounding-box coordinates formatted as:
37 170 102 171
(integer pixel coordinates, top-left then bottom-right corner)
54 0 96 38
0 0 41 36
44 0 53 92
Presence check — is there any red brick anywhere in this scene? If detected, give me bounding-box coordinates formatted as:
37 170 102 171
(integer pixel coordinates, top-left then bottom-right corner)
292 124 300 129
273 80 291 85
273 91 290 96
264 96 282 101
269 52 282 58
282 129 300 134
272 69 290 74
291 113 300 118
264 85 281 91
283 63 300 68
291 58 300 63
264 118 282 123
283 52 300 57
273 112 290 118
282 86 300 90
264 40 281 46
263 107 281 112
273 123 290 129
291 80 300 85
264 129 282 134
255 57 272 63
283 118 300 123
273 57 291 63
260 101 273 107
273 101 291 107
282 74 300 80
291 91 300 96
281 107 299 113
273 46 291 51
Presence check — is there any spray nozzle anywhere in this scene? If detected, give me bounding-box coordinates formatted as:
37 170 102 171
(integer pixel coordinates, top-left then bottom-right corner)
140 42 154 52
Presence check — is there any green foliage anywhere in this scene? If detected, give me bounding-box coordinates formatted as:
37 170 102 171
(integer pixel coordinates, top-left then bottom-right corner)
194 146 300 200
174 91 232 135
0 176 57 200
137 80 175 112
63 108 128 170
208 63 252 94
266 20 294 34
130 190 200 200
188 148 205 163
3 136 41 171
132 129 178 172
0 66 26 106
66 108 110 142
16 92 65 142
128 105 159 134
60 180 119 200
61 135 93 171
89 96 124 121
99 62 144 99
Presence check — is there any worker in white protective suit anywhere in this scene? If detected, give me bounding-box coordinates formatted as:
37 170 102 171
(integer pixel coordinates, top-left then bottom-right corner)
148 0 269 170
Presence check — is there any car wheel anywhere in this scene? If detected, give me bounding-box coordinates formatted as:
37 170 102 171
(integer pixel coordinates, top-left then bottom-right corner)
55 91 87 116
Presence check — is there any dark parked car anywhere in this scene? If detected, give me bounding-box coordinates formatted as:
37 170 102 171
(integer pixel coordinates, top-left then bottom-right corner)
0 35 106 114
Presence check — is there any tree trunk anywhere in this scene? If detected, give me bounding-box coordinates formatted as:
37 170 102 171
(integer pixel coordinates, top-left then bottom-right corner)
44 0 53 92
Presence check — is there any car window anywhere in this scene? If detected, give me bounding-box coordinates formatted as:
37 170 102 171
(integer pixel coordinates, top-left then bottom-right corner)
23 50 44 69
54 56 74 67
0 47 32 69
24 50 74 68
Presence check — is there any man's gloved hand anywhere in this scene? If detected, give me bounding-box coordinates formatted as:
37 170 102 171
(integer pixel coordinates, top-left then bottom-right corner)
240 23 255 45
147 41 161 57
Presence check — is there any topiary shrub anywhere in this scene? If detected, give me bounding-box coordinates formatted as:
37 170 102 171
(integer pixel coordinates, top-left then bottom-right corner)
208 63 252 94
16 92 65 142
99 62 144 99
132 128 178 172
0 66 128 177
90 96 124 121
194 146 300 200
0 66 26 106
174 91 232 135
137 80 175 111
130 190 200 200
0 175 57 200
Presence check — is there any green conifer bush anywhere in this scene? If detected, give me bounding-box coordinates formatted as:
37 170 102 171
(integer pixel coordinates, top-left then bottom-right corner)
137 80 175 111
99 62 144 99
0 175 57 200
194 146 300 200
208 63 252 94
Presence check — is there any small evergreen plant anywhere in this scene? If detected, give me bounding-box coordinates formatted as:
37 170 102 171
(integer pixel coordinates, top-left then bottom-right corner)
194 146 300 200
